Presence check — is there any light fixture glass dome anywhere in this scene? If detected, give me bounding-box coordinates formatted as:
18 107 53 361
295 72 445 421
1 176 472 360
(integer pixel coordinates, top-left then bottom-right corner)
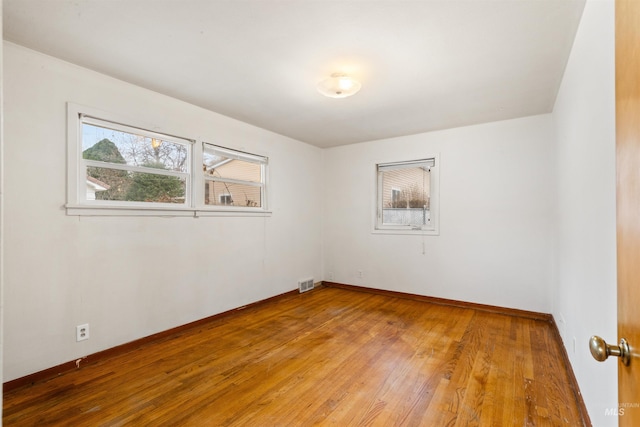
317 73 362 98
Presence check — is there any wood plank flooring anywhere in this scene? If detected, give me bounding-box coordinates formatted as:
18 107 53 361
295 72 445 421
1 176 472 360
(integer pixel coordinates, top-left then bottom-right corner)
3 287 585 426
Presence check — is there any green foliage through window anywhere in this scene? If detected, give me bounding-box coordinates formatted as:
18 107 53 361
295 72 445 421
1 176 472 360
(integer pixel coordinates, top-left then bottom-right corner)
70 108 270 214
126 163 185 203
81 119 190 205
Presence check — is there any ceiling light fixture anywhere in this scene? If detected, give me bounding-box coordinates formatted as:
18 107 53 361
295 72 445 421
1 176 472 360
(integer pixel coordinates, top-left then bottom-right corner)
317 73 362 98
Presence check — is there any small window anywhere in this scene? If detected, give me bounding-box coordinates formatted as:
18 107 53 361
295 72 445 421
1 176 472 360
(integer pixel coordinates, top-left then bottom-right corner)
376 157 439 234
203 143 267 209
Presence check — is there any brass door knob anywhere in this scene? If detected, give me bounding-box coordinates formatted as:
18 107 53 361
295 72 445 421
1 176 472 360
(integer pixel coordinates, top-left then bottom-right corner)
589 335 630 366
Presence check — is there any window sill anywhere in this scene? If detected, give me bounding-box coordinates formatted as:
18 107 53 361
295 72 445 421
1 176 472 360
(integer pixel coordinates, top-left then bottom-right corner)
65 204 272 217
196 209 272 217
372 227 439 236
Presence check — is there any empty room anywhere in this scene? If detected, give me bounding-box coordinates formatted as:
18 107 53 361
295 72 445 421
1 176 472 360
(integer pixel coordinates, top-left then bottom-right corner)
2 0 637 425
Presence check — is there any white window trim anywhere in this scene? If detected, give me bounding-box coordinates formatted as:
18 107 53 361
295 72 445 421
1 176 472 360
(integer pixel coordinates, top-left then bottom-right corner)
202 142 269 211
372 155 440 236
66 103 272 217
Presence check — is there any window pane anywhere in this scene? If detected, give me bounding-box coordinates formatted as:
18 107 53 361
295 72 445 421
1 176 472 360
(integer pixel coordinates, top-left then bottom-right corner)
86 167 186 204
381 166 430 225
203 150 262 183
82 123 188 173
204 181 262 207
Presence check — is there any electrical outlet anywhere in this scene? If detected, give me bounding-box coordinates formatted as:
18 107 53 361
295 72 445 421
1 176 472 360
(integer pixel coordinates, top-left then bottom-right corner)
76 324 89 342
357 270 363 279
572 336 576 354
328 271 333 280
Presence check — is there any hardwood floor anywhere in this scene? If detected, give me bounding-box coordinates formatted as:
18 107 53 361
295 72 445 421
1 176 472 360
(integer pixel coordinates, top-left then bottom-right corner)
3 287 585 426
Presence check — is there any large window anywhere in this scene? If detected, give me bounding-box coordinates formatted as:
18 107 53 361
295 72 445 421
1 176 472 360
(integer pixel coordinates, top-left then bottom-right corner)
375 157 439 234
78 116 192 207
66 104 270 216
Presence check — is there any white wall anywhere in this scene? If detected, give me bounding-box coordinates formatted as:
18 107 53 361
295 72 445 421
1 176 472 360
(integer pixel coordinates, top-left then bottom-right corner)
323 114 555 313
0 0 4 417
2 42 323 381
552 0 617 425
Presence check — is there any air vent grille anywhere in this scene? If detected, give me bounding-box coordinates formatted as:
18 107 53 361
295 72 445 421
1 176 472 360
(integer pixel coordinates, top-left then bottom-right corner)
298 278 314 293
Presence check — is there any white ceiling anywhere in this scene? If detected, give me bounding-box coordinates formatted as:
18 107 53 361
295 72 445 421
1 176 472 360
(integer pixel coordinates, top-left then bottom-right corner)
3 0 585 148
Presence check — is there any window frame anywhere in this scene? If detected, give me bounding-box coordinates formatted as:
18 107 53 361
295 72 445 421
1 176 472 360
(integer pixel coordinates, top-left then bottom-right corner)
373 155 440 235
77 115 193 209
66 103 271 217
201 142 268 212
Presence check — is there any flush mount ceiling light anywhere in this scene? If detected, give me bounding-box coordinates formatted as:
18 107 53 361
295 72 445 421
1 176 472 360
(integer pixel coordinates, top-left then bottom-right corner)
317 73 362 98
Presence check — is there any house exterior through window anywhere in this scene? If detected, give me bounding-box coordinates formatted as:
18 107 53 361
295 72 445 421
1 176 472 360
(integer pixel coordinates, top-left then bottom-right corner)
203 143 267 209
66 103 271 216
375 156 439 234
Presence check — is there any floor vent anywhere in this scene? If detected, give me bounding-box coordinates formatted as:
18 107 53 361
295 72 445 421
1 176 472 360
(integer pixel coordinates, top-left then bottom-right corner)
298 278 315 293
